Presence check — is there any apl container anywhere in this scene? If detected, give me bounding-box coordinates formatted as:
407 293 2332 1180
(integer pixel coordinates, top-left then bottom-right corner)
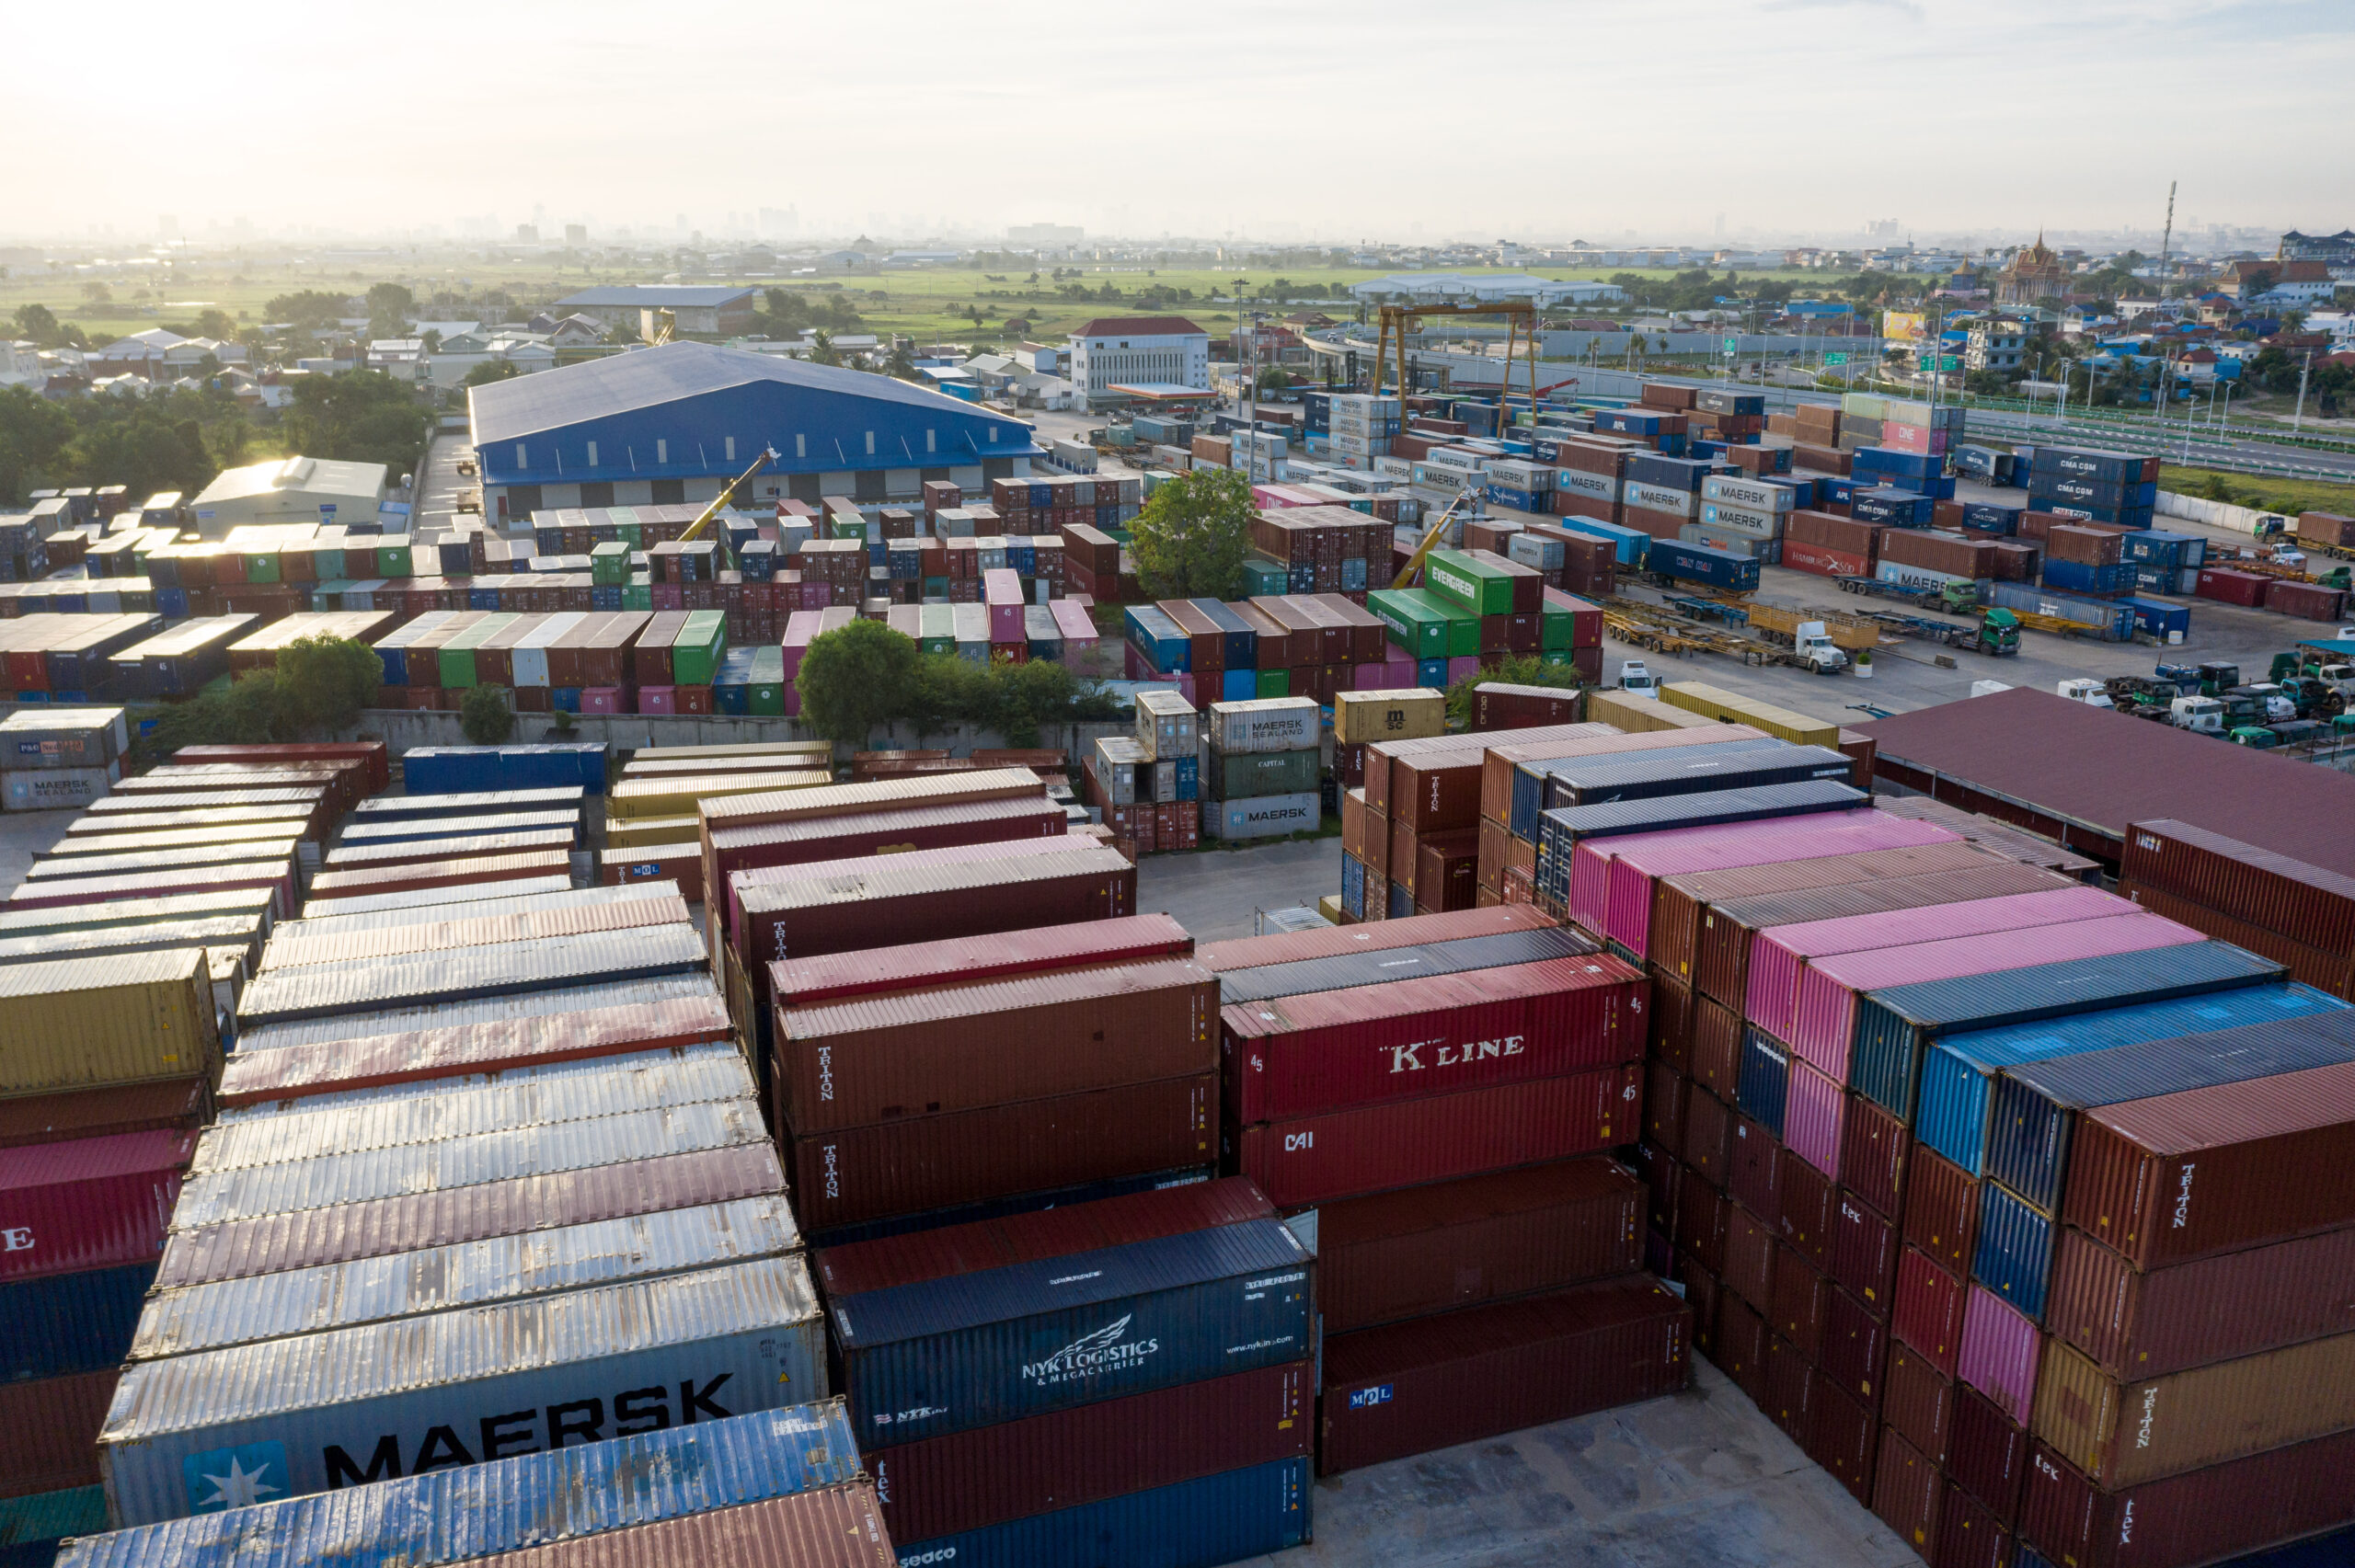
99 1254 827 1526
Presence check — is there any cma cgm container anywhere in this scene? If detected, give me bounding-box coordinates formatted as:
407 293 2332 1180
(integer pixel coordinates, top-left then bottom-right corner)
815 1178 1311 1448
98 1255 827 1526
54 1402 865 1568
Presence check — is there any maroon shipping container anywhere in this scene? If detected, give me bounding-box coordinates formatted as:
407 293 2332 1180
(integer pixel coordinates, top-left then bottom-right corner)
305 849 572 902
1872 1427 1943 1560
1683 1083 1734 1186
1722 1201 1778 1310
1881 528 1997 579
1646 1059 1687 1156
1220 954 1645 1124
1905 1148 1982 1281
1937 1481 2011 1568
1893 1245 1969 1375
1683 1263 1722 1363
2064 1058 2355 1270
1729 1115 1783 1226
1804 1375 1878 1505
1766 1333 1813 1440
2047 523 2125 567
1821 1285 1890 1404
1311 1159 1643 1333
1832 1190 1901 1317
2120 881 2353 996
260 895 689 970
1692 997 1743 1101
2264 578 2349 622
734 845 1137 1001
0 1368 115 1495
1772 1247 1832 1357
2018 1427 2355 1568
2047 1221 2355 1381
2120 818 2355 957
1653 971 1694 1072
458 1485 896 1568
1469 683 1583 732
154 1143 787 1289
1316 1276 1690 1475
1884 1340 1956 1464
1676 1165 1729 1276
784 1074 1213 1232
1628 1140 1677 1236
0 1127 192 1282
1716 1292 1771 1404
770 913 1194 1009
171 740 388 794
708 796 1070 917
1780 1147 1836 1268
2195 567 2268 607
0 1078 208 1149
869 1360 1310 1543
1947 1382 2029 1523
775 959 1216 1136
1235 1064 1639 1208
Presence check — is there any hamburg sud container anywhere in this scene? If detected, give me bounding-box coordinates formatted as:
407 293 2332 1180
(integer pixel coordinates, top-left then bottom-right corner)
57 1402 865 1568
2017 1425 2355 1568
0 950 217 1096
1311 1159 1642 1333
1748 886 2135 1058
1317 1276 1689 1475
0 1128 193 1283
99 1254 826 1526
814 1179 1311 1450
1218 954 1644 1124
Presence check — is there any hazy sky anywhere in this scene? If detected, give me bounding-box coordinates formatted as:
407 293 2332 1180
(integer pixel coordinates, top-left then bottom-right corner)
17 0 2349 243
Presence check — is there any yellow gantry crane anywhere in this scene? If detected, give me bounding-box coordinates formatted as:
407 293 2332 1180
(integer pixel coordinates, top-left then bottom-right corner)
1373 301 1542 410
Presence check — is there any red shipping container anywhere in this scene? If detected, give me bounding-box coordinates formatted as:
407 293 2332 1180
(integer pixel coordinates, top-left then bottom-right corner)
1676 1164 1728 1276
2064 1057 2355 1270
1893 1245 1969 1374
1884 1340 1955 1464
868 1360 1310 1543
770 913 1192 1010
1721 1201 1778 1310
1904 1147 1981 1280
1766 1333 1813 1440
2119 818 2355 957
1840 1094 1909 1223
1872 1427 1943 1560
1821 1285 1890 1403
1312 1159 1642 1333
1646 1060 1687 1156
454 1487 894 1568
1692 998 1743 1102
0 1128 191 1282
2047 1221 2355 1381
1200 905 1557 973
1832 1189 1901 1316
1772 1246 1832 1357
2264 578 2349 622
784 1073 1214 1232
0 1078 208 1149
1316 1276 1690 1475
1937 1479 2012 1568
1804 1375 1878 1505
1631 1141 1678 1236
711 797 1070 918
1235 1064 1639 1207
1729 1115 1783 1225
1948 1381 2029 1523
1652 970 1694 1072
1716 1292 1771 1404
1779 1147 1836 1268
0 1368 115 1495
170 740 388 794
2194 567 2268 606
1781 540 1872 579
2018 1427 2355 1568
1683 1084 1733 1186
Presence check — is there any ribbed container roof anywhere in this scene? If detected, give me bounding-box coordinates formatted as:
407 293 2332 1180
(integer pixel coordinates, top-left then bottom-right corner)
711 794 1063 851
1867 941 2285 1029
781 958 1211 1038
236 925 707 1023
346 786 586 821
702 767 1041 830
337 809 581 846
235 974 722 1052
277 881 676 939
738 843 1127 914
0 945 203 998
1539 780 1867 841
275 876 574 921
258 895 689 972
1216 926 1596 1005
0 887 275 937
324 828 578 867
0 915 262 966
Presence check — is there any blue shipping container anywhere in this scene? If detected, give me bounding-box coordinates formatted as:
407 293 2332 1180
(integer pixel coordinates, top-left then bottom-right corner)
1416 658 1448 689
1125 605 1190 673
827 1220 1312 1449
1189 599 1257 669
1961 502 2024 534
1737 1026 1790 1137
2041 559 2133 597
1647 539 1760 592
400 744 609 795
0 1264 155 1379
1544 515 1650 569
2121 529 2205 568
1534 781 1867 910
1340 854 1364 921
2123 596 2192 640
1626 455 1712 492
1985 1001 2355 1217
1973 1182 2056 1321
1851 447 1942 481
891 1458 1311 1568
1389 878 1414 919
1851 488 1937 527
1848 942 2286 1121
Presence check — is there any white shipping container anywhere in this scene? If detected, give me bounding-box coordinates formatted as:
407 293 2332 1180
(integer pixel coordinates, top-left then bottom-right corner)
1509 532 1566 570
1700 475 1794 512
2 763 119 812
1208 697 1318 755
98 1255 827 1527
1204 792 1320 841
1424 447 1489 473
1132 688 1197 761
1623 482 1699 518
1696 502 1786 540
1093 736 1144 805
1488 460 1554 490
1373 456 1416 480
0 707 129 769
1554 469 1620 503
1875 557 1976 591
1152 759 1177 804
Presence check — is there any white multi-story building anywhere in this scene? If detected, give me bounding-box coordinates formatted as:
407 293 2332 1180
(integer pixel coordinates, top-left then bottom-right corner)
1965 317 2029 372
1068 315 1211 404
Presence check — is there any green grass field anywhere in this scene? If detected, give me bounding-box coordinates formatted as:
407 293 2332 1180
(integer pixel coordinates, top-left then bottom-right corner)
2158 465 2355 519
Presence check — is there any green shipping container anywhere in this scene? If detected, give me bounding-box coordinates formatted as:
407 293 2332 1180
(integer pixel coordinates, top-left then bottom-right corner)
918 604 958 655
624 583 653 612
1254 668 1290 699
243 550 281 584
617 522 643 545
1540 648 1575 667
437 612 518 689
1402 588 1480 658
1242 556 1289 597
749 645 787 715
374 544 413 578
1541 604 1575 650
1207 745 1321 801
1368 589 1448 660
592 542 631 586
924 577 950 599
1424 549 1516 617
671 610 729 686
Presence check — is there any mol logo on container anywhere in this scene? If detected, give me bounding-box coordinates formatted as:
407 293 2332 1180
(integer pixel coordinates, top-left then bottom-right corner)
1348 1384 1393 1410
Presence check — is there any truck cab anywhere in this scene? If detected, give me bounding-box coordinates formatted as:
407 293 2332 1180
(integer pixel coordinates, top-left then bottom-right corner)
2234 683 2298 723
1617 660 1661 697
2056 679 2114 708
1792 622 1850 675
2170 695 2226 734
1976 608 2021 656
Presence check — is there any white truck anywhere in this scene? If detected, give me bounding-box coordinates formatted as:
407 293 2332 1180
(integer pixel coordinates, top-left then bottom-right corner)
1617 660 1662 697
1791 622 1851 676
2056 679 2115 708
2170 695 2226 735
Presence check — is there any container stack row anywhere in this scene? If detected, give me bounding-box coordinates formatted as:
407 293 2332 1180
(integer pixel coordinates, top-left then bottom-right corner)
1367 548 1603 689
1092 691 1320 853
1124 592 1391 706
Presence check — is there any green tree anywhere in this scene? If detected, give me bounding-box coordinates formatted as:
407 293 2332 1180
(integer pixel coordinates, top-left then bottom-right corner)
461 684 516 744
190 308 236 340
796 619 919 746
462 359 522 387
265 290 352 328
365 282 415 318
281 369 428 472
1129 466 1253 601
272 635 382 735
147 673 281 752
808 330 840 367
886 341 916 379
0 386 75 504
11 303 82 349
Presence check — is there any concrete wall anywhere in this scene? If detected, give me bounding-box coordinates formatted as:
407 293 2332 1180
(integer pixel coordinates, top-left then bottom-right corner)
329 707 1133 763
2156 489 2285 534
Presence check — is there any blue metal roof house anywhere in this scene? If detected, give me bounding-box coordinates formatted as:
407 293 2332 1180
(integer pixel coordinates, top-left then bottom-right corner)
465 341 1040 522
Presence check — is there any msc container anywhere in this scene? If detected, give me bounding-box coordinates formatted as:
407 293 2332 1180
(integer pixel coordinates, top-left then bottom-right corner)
1220 953 1644 1124
1316 1276 1689 1474
0 949 217 1096
816 1177 1308 1447
1309 1158 1641 1333
887 1458 1308 1568
0 1127 192 1283
2064 1055 2355 1270
1849 941 2283 1123
1235 1064 1639 1207
99 1255 826 1527
233 925 708 1024
775 959 1216 1135
1 1261 155 1379
2016 1425 2355 1568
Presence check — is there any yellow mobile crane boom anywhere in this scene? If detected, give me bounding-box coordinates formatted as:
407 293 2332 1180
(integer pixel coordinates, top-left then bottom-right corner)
679 446 782 550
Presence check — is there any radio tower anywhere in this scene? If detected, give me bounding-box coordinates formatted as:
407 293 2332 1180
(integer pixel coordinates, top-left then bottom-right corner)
2157 180 2177 285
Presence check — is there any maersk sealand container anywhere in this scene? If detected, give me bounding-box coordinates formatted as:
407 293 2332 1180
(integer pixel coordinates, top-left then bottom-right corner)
61 1402 860 1568
98 1255 827 1527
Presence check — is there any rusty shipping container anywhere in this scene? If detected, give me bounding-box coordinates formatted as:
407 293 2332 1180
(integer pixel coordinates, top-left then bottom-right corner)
1904 1148 1982 1281
0 1077 207 1149
705 796 1070 913
774 959 1217 1135
770 913 1193 1009
304 849 573 902
1219 954 1645 1124
1310 1159 1643 1333
1316 1276 1690 1475
0 1368 117 1497
700 769 1049 889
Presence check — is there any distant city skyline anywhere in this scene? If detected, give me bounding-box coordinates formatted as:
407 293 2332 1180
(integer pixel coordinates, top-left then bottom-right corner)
11 0 2349 243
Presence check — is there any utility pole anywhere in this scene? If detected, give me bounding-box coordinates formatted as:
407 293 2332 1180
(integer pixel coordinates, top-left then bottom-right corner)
2157 180 2177 285
2294 349 2315 433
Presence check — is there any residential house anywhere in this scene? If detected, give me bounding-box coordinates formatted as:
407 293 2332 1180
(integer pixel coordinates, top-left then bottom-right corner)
1965 317 2029 372
2248 261 2343 308
2171 347 2239 385
552 285 756 338
88 327 187 380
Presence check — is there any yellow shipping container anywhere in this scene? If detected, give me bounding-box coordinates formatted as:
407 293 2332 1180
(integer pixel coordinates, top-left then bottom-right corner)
621 753 838 780
1659 681 1840 750
0 947 219 1095
1317 893 1344 925
607 769 832 820
605 813 702 849
1334 688 1446 744
627 739 833 765
1586 690 1726 735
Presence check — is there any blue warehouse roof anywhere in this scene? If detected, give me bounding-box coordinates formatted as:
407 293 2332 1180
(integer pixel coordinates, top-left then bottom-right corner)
555 285 756 308
467 342 1038 485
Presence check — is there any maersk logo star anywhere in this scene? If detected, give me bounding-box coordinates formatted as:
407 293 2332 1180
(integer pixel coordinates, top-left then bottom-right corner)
183 1442 289 1513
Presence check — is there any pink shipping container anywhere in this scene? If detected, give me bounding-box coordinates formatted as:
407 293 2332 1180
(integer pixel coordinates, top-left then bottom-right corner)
0 1127 192 1281
638 684 676 715
579 686 622 715
1446 655 1483 685
1574 810 1954 945
1783 1057 1846 1178
1220 955 1646 1124
1744 886 2133 1047
1382 652 1418 685
1956 1283 2040 1425
1786 911 2206 1082
1354 662 1394 690
1235 1064 1641 1207
983 567 1024 641
1048 598 1098 648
